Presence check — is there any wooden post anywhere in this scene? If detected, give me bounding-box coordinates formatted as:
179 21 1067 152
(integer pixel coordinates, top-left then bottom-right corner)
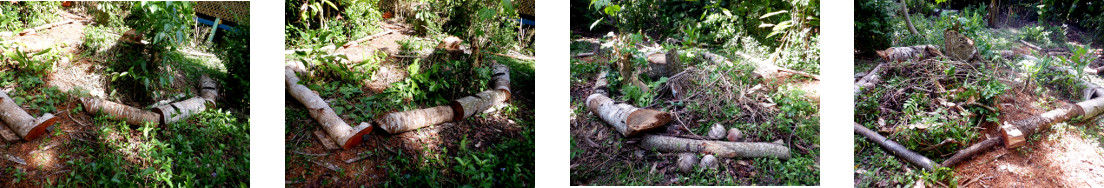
0 90 58 140
80 97 160 125
855 122 935 171
286 67 373 149
377 106 454 134
641 135 791 159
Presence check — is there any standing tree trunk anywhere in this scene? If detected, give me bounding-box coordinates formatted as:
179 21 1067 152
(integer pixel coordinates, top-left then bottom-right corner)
286 67 373 149
641 135 791 159
0 90 58 140
80 97 160 125
900 0 920 35
987 0 999 28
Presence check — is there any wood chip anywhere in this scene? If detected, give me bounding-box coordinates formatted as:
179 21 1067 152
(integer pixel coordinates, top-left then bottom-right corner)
314 130 340 150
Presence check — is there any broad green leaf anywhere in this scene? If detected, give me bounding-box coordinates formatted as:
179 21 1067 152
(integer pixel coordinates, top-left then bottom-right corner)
759 10 788 19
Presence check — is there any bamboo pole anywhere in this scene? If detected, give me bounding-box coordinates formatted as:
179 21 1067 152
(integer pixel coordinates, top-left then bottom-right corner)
641 135 791 159
286 67 373 149
80 97 160 125
0 90 58 140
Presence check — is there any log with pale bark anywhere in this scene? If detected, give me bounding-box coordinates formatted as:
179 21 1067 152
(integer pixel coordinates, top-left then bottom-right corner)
451 90 509 121
287 67 373 149
0 90 59 140
153 97 208 125
586 93 671 137
1002 97 1104 148
492 62 511 99
199 74 218 106
939 137 1001 168
377 106 454 134
641 135 791 159
855 63 887 95
875 45 942 63
855 122 935 171
80 97 160 125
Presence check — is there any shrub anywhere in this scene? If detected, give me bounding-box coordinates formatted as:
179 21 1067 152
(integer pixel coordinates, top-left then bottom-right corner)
855 0 895 54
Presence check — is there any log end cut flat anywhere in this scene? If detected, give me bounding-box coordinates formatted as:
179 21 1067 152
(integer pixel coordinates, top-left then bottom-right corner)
624 109 672 137
1001 122 1026 149
21 113 58 140
341 122 374 150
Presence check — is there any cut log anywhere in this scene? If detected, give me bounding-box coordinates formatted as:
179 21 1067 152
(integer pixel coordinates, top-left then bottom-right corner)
287 67 374 149
641 135 791 159
80 97 160 125
944 30 979 62
586 94 671 137
152 97 208 125
592 71 609 96
377 106 454 134
855 63 887 95
1003 97 1104 148
875 45 942 63
940 137 1001 168
199 74 218 106
492 62 511 100
0 90 58 140
645 49 681 79
450 90 509 121
18 19 74 35
855 122 935 171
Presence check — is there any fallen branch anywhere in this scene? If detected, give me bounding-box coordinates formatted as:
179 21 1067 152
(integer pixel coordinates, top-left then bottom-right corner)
875 45 942 63
641 135 791 159
0 90 59 140
342 29 395 48
940 137 1001 168
286 67 373 149
80 97 160 125
855 63 887 95
855 122 935 171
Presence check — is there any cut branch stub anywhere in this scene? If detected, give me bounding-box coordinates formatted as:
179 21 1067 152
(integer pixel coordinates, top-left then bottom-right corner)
450 90 509 122
287 67 374 149
641 135 791 159
854 122 935 171
492 62 511 100
0 90 58 140
378 106 454 134
80 97 160 125
586 93 670 137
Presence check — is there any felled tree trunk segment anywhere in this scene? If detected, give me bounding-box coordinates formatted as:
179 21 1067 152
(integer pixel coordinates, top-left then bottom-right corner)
0 90 58 140
586 94 670 137
592 71 609 96
645 49 681 79
940 137 1001 168
492 62 511 100
1003 97 1104 148
378 106 454 134
80 97 160 125
855 122 935 171
287 68 374 149
450 90 509 121
153 97 208 125
855 63 887 95
875 45 942 63
641 135 791 159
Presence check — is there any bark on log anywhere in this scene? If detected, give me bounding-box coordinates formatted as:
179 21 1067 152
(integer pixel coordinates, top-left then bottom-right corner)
377 106 454 134
645 49 681 79
492 62 511 100
586 93 671 137
641 135 791 159
18 19 74 35
286 67 374 149
450 90 509 121
875 45 942 63
0 90 58 140
855 122 935 171
1003 97 1104 148
152 97 208 125
940 137 1001 168
592 71 609 96
855 63 887 95
80 97 160 125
